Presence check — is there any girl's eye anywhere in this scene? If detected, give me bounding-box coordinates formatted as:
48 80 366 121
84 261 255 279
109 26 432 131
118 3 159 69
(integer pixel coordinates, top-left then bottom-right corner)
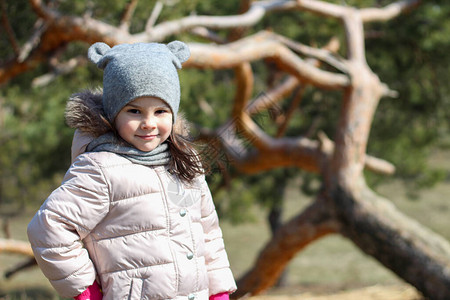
127 109 140 114
155 109 169 114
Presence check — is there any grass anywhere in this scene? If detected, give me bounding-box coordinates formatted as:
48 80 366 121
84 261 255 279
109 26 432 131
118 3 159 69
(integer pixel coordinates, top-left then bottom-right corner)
1 151 449 299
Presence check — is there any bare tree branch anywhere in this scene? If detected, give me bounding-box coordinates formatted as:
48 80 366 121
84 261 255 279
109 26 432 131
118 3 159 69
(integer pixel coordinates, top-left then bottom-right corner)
297 0 421 21
29 0 59 20
1 0 422 84
364 155 396 175
276 35 348 74
135 0 306 42
0 0 20 56
31 55 87 87
0 238 34 257
5 257 37 279
145 0 164 31
276 85 305 137
189 27 227 44
232 63 254 119
0 1 313 84
296 0 347 18
246 76 299 115
235 195 339 298
199 118 394 176
17 19 47 63
120 0 139 32
360 0 422 22
227 0 253 42
246 36 341 115
139 2 265 41
186 32 350 89
296 0 421 61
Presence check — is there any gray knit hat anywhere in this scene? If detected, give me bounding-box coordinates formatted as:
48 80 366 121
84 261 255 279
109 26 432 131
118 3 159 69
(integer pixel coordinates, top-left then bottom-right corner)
87 41 190 123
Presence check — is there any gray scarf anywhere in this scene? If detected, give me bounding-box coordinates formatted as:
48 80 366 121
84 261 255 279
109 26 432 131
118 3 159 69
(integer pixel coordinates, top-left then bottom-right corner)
86 132 171 166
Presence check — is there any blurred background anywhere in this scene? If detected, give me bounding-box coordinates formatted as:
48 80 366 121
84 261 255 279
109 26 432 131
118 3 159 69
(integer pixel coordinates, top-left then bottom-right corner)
1 0 449 299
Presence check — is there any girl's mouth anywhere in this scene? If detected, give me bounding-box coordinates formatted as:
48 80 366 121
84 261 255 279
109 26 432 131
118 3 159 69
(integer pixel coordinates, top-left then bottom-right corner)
137 135 157 140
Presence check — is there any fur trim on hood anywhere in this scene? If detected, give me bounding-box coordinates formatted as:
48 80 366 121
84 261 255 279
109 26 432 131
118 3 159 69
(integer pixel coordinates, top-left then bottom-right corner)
65 89 190 137
65 89 111 137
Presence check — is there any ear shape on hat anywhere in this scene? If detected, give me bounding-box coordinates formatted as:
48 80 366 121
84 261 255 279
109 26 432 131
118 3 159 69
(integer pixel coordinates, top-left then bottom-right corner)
167 41 190 67
88 42 111 69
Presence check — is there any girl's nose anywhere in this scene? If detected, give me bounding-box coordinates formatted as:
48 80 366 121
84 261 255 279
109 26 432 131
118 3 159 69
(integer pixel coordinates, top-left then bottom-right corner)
141 117 156 129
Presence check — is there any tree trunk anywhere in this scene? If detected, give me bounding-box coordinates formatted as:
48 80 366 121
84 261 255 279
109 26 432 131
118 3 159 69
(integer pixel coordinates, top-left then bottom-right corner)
334 181 450 300
234 196 339 298
268 195 288 287
235 3 450 299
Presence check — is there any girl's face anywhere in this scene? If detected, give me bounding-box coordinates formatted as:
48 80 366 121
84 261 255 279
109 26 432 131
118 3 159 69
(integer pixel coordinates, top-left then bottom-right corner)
115 96 173 152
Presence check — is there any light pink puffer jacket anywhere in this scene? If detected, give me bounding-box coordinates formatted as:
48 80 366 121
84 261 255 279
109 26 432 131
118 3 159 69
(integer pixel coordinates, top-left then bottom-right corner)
28 150 236 299
27 91 236 299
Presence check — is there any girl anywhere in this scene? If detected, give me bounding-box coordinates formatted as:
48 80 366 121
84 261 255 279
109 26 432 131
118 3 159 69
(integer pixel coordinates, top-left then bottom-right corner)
27 41 237 300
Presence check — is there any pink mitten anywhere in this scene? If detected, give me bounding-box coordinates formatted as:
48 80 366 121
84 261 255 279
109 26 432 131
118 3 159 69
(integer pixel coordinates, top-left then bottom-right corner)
209 292 229 300
74 281 103 300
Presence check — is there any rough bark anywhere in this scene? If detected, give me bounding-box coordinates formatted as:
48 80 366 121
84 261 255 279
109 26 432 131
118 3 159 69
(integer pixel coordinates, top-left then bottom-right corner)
335 182 450 300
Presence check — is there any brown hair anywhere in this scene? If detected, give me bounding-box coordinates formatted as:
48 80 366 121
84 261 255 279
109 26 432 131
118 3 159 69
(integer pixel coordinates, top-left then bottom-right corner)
166 132 207 183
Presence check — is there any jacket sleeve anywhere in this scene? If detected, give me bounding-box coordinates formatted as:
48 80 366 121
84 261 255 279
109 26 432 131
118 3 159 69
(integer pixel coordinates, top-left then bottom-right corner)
27 154 110 298
199 176 237 296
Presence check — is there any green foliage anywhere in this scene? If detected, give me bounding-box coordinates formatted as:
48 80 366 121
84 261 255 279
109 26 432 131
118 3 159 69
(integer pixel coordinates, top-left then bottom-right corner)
0 0 37 61
365 1 450 190
1 86 67 209
179 68 235 128
0 62 101 211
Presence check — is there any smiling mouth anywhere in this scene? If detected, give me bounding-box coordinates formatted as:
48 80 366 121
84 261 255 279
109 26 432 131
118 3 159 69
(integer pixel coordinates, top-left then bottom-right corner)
137 135 157 140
